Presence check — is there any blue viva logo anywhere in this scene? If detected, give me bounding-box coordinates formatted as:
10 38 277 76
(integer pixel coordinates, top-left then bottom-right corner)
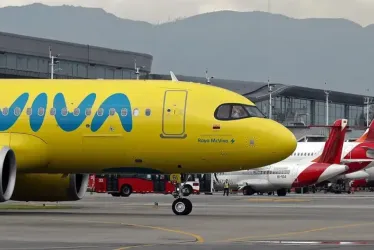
0 93 133 132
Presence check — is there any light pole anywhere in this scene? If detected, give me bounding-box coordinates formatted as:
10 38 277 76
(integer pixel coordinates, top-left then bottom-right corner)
49 46 61 79
364 91 371 127
268 77 273 120
134 59 145 80
205 69 214 85
324 90 330 126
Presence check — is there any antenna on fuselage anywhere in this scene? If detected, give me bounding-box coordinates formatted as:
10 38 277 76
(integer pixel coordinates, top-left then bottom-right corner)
170 71 179 81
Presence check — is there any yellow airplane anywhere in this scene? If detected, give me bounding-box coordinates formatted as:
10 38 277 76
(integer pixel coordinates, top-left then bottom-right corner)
0 75 296 215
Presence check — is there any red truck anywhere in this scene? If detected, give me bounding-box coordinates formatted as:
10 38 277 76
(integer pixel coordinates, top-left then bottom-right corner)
91 173 176 197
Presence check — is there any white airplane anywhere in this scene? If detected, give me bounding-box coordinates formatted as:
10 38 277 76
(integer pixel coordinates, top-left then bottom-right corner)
215 119 350 196
296 120 374 185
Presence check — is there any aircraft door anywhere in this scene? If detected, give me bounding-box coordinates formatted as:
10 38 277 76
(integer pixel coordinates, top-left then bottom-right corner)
160 90 188 139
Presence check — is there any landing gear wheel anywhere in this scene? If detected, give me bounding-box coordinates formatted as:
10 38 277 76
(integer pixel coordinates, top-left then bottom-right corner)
172 198 192 215
277 188 287 196
242 186 255 196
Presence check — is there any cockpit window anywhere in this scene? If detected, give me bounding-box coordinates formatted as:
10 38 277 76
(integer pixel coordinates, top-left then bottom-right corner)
215 103 266 120
216 104 231 119
231 105 247 119
244 105 266 118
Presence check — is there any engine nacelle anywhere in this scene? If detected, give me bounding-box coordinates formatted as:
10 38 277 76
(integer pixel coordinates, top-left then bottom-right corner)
0 146 17 202
11 173 89 202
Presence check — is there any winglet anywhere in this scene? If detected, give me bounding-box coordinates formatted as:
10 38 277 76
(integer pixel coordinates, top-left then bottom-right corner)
313 119 348 164
170 71 179 82
356 120 374 142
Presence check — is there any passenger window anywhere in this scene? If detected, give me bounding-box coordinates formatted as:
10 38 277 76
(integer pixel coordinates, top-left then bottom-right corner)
73 108 80 116
231 105 247 119
14 107 21 116
38 107 45 116
50 108 56 116
121 108 127 117
26 108 32 116
215 105 231 119
97 108 104 116
85 108 91 116
61 108 68 116
133 108 139 116
2 107 8 116
109 108 115 116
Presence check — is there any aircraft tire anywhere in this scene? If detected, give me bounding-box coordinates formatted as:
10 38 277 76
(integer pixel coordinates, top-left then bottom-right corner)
120 184 132 197
172 198 192 215
242 186 255 196
277 188 287 196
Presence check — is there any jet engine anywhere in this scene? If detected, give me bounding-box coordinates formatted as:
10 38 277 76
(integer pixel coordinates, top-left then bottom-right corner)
0 146 17 202
11 173 89 202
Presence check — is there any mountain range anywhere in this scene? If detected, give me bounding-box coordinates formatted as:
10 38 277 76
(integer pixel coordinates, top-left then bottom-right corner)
1 3 374 95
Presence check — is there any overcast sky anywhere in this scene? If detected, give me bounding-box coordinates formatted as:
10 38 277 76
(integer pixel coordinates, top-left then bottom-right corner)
0 0 374 26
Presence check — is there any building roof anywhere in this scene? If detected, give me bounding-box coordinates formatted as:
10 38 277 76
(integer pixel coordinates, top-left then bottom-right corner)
0 31 153 72
150 73 368 106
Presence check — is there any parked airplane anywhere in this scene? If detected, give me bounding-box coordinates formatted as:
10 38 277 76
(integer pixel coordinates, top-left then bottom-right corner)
215 119 349 196
0 74 296 215
259 120 374 185
295 121 374 193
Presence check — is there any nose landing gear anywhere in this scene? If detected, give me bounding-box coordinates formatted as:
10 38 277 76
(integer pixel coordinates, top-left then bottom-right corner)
170 173 193 215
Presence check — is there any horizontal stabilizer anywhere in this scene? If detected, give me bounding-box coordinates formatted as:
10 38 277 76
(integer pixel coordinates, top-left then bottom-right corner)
313 119 348 164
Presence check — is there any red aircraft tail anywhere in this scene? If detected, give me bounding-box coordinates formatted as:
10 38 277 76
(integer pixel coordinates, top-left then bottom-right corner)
313 119 348 164
356 120 374 143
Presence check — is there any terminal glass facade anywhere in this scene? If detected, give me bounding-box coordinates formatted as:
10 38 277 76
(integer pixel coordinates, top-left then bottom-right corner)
255 96 367 127
0 53 146 79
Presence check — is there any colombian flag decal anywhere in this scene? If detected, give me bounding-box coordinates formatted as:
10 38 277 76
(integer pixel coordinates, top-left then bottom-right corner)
213 124 220 129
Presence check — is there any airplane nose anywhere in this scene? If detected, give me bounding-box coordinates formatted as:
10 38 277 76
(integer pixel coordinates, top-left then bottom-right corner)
265 120 297 162
317 164 349 183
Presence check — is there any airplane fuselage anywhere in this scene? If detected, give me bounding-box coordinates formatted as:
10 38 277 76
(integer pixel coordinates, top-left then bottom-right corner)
0 79 296 175
216 138 365 190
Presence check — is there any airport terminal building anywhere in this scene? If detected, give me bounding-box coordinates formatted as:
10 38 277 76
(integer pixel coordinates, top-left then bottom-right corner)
0 31 152 80
0 31 370 138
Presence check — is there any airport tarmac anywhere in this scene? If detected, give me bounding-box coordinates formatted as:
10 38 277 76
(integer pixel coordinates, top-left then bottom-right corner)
1 192 374 249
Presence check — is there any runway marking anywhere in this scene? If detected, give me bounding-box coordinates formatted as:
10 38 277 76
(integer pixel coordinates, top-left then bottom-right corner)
114 244 154 250
219 221 374 243
245 198 311 202
122 223 204 243
0 246 99 249
47 218 204 245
